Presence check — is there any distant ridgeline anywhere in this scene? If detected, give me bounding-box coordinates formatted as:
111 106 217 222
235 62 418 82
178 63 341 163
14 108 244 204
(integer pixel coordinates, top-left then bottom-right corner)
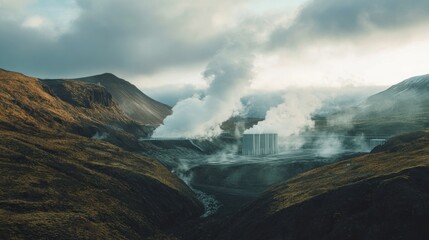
313 74 429 137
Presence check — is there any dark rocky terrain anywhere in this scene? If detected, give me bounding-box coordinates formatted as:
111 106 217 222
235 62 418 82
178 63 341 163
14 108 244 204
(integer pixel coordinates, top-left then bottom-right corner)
212 131 429 240
0 69 202 239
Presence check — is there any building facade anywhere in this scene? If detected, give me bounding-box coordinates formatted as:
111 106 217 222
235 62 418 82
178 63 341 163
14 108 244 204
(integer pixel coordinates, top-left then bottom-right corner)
242 133 279 155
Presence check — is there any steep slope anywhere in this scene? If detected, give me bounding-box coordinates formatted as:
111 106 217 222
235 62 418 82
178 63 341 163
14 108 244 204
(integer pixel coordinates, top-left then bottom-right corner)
46 73 172 125
0 69 76 132
42 79 115 108
216 131 429 240
1 69 151 150
0 69 202 239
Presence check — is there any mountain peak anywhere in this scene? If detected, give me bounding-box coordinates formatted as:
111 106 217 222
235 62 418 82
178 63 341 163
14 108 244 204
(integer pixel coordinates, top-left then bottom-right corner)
369 73 429 102
93 72 119 79
56 73 172 125
391 74 429 91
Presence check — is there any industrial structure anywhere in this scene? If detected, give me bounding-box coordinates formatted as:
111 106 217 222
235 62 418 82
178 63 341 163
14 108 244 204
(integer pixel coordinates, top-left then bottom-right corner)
242 133 279 156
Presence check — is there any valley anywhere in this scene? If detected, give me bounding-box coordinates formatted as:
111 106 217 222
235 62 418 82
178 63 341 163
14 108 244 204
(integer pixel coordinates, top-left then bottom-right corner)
2 1 429 239
0 68 428 239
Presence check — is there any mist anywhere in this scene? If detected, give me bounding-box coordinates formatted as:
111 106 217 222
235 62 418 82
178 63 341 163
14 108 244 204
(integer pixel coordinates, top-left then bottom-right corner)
243 87 384 155
143 84 205 107
91 132 109 140
152 38 255 138
246 91 323 137
171 159 221 217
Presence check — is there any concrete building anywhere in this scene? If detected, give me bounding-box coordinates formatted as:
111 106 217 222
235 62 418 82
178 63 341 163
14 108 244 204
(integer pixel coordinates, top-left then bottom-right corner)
242 133 278 156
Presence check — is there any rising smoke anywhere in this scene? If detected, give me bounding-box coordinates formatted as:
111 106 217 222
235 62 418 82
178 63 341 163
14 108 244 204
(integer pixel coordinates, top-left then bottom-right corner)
153 37 255 138
245 90 328 151
244 88 380 154
246 91 323 136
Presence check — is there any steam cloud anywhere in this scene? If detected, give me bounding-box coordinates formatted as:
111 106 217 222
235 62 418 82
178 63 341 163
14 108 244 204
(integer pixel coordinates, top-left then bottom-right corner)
246 91 323 136
153 39 254 138
244 88 378 154
245 90 326 150
92 132 109 140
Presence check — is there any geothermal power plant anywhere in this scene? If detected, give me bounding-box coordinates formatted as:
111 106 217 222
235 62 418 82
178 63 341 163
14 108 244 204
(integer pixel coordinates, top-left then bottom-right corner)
242 133 279 155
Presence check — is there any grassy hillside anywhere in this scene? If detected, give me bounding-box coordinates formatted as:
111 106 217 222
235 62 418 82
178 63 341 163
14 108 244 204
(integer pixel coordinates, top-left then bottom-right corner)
0 69 202 239
1 69 153 149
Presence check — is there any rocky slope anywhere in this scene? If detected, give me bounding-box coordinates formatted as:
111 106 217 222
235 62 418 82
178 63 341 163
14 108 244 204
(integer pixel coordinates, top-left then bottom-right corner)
0 69 202 239
45 73 172 125
43 79 115 108
215 131 429 240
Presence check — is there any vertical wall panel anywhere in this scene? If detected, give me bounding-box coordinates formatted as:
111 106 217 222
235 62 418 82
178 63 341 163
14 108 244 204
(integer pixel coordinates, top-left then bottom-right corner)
242 133 278 156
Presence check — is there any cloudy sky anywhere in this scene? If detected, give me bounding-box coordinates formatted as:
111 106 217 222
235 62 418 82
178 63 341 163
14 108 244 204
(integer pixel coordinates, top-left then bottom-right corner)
1 0 429 91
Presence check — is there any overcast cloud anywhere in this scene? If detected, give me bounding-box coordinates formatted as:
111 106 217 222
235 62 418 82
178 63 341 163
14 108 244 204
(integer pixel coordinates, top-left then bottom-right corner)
270 0 429 48
0 0 246 77
1 0 429 87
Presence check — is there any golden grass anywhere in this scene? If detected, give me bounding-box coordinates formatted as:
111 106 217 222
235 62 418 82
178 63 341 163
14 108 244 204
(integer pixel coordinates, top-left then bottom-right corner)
0 129 202 238
0 69 202 239
268 131 429 213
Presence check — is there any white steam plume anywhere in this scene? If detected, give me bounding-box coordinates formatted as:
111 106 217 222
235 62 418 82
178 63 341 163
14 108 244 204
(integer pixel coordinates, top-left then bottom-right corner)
153 39 255 138
246 91 323 137
314 134 343 157
245 88 379 154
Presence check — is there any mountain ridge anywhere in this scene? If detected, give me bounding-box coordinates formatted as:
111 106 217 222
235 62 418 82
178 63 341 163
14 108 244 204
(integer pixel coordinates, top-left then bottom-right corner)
44 73 172 125
320 73 429 136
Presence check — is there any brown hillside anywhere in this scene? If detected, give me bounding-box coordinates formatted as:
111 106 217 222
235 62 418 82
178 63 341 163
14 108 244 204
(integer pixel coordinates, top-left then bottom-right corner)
0 69 202 239
48 73 172 125
0 69 155 150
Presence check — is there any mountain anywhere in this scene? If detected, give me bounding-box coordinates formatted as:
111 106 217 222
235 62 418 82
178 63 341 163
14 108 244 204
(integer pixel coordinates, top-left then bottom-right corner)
383 74 429 92
44 73 172 125
357 74 429 128
215 130 429 240
0 69 202 239
35 76 150 150
324 74 429 136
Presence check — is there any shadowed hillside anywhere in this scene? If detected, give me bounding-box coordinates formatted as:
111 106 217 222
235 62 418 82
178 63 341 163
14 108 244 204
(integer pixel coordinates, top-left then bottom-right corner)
44 73 172 125
215 131 429 240
0 69 202 239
